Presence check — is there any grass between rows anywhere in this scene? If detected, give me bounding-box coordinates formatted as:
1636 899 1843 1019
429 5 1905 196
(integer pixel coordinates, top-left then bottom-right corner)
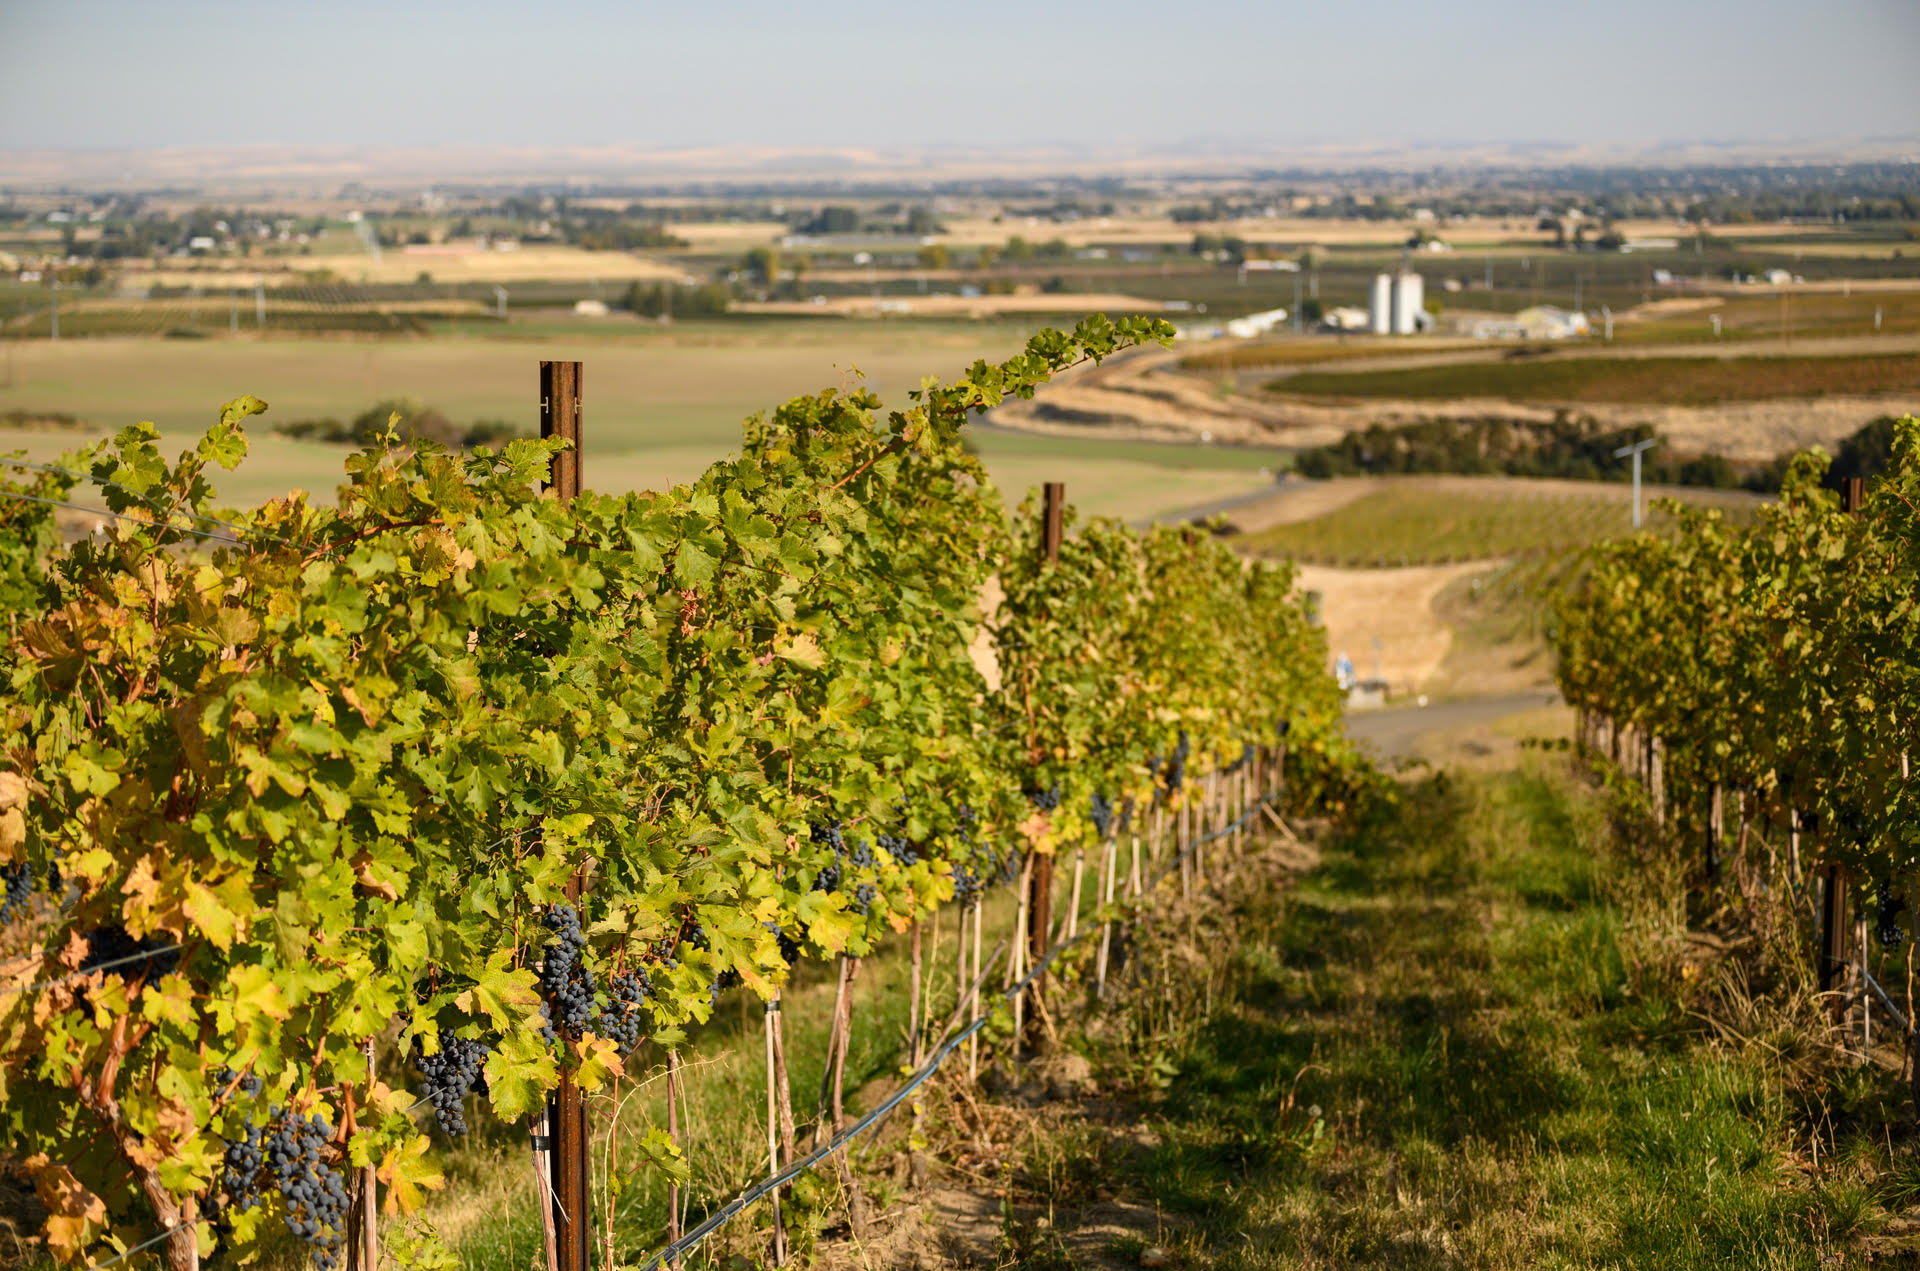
990 759 1919 1269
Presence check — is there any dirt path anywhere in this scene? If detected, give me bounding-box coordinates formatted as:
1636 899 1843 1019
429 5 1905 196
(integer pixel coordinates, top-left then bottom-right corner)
1294 559 1492 692
1345 690 1563 763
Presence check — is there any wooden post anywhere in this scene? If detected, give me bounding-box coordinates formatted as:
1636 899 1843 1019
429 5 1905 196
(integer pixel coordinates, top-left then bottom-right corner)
362 1042 377 1271
765 1002 786 1266
667 1051 685 1269
540 361 591 1271
1705 780 1722 886
1819 477 1866 999
1025 482 1064 1043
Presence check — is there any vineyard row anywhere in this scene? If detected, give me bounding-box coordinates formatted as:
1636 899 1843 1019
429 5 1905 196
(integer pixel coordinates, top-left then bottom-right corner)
0 317 1371 1271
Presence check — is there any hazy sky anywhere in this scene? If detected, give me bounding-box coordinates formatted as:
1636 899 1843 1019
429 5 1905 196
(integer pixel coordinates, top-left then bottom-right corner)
3 0 1917 152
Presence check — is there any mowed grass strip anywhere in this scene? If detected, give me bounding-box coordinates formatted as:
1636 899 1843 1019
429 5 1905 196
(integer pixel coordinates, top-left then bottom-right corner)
1269 351 1920 406
1238 481 1756 566
1040 763 1906 1269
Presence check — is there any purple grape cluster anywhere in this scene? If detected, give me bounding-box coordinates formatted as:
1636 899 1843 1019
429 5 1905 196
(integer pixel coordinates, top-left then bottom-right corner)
1877 881 1907 949
265 1111 350 1268
80 926 180 982
1090 792 1115 839
877 829 918 866
214 1066 264 1100
810 820 846 894
596 969 652 1055
539 904 597 1038
1025 782 1063 812
415 1035 492 1136
1 862 32 925
221 1109 350 1269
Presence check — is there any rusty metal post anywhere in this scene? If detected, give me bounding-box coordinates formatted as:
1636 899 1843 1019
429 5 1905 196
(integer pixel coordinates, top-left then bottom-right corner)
540 362 590 1271
541 361 583 500
1025 483 1065 1043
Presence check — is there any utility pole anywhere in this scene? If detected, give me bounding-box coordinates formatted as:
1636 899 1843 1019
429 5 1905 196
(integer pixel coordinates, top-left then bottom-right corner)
539 360 589 1271
1613 437 1656 528
494 285 508 319
255 279 266 327
1601 304 1613 342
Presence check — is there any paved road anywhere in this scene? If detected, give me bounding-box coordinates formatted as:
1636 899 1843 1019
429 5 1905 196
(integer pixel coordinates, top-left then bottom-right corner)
1345 690 1562 763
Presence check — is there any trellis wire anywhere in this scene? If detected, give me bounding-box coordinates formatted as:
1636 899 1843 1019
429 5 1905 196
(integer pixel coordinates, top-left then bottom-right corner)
633 782 1285 1271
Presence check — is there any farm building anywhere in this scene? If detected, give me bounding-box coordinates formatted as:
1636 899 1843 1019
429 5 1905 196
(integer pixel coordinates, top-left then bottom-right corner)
1225 307 1289 339
1466 305 1591 340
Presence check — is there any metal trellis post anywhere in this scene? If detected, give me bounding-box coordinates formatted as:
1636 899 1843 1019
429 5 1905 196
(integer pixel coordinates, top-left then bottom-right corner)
540 361 591 1271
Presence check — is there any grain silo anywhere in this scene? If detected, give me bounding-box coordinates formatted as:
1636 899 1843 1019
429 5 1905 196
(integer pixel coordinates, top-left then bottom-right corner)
1369 273 1392 334
1390 270 1425 335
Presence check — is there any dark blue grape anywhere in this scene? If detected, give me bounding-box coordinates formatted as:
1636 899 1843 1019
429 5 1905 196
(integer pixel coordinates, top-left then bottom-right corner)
1 862 32 925
414 1035 493 1136
595 969 651 1055
538 904 596 1039
80 926 179 981
221 1108 349 1268
1090 792 1115 839
1025 782 1063 812
1877 881 1907 950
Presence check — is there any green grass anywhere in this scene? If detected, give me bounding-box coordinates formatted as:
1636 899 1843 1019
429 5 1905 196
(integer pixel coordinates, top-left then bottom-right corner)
1015 762 1912 1269
1269 351 1920 406
1239 480 1759 567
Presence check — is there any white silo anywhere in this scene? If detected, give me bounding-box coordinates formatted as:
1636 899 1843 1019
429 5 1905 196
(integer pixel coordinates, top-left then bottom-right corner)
1391 270 1425 335
1369 273 1392 334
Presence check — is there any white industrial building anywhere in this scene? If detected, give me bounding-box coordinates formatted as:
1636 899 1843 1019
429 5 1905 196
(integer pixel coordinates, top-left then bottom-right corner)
1225 307 1289 339
1369 270 1429 335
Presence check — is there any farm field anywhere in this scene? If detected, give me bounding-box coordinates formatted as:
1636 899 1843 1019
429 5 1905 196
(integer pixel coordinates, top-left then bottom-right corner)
1268 351 1920 407
0 328 1280 521
1237 476 1760 567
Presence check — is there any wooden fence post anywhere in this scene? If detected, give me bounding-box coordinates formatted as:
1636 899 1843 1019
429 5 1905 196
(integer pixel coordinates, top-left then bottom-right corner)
539 361 591 1271
1818 477 1867 1001
1025 482 1064 1045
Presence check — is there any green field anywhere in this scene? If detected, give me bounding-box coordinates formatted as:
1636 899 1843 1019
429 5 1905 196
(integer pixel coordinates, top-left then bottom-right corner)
1270 351 1920 406
0 327 1278 521
1240 480 1759 566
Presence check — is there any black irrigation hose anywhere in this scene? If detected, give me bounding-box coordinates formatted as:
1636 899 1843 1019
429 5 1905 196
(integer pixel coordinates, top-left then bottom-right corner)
635 782 1287 1271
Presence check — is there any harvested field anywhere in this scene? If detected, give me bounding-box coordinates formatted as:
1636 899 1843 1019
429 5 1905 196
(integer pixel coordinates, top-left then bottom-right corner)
1294 560 1489 691
1270 351 1920 406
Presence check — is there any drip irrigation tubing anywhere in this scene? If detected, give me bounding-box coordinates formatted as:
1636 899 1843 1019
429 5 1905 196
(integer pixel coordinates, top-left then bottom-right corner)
634 782 1286 1270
